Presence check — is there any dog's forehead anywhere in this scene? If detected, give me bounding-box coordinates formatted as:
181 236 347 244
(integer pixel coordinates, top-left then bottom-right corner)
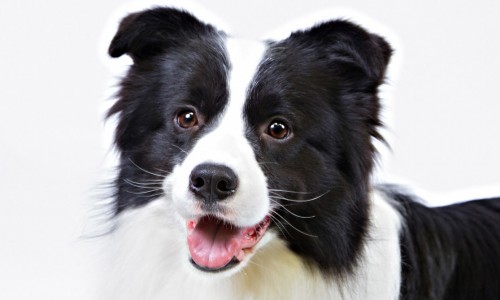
220 37 268 124
226 38 267 101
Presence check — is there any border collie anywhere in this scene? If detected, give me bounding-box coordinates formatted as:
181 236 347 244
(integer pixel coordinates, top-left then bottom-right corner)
102 7 500 299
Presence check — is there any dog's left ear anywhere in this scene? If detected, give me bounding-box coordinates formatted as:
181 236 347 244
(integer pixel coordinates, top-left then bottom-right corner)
367 33 392 80
294 20 393 84
367 33 392 83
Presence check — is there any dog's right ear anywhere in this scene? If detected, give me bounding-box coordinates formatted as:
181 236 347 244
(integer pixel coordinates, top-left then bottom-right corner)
109 7 215 61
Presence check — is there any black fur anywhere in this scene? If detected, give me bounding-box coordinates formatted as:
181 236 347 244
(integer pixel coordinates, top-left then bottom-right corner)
379 186 500 300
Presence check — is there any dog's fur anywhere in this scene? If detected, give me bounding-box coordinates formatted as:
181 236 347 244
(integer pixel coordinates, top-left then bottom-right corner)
102 7 500 299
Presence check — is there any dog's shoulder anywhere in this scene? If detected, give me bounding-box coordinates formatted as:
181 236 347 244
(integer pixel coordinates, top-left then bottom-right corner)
378 185 500 299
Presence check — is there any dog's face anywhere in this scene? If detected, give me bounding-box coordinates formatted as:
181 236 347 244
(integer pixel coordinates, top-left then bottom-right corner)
108 8 391 276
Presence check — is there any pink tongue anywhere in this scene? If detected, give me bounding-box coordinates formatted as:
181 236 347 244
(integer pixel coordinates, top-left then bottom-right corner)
187 217 244 269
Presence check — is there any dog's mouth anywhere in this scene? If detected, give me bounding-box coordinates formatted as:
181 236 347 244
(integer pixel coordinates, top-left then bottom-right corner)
187 215 271 272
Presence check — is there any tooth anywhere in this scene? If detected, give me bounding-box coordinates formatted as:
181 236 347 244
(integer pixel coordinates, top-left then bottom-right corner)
245 229 256 239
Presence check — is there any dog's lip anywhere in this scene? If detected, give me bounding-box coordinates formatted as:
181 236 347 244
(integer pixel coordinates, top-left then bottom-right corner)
186 215 271 272
189 257 240 273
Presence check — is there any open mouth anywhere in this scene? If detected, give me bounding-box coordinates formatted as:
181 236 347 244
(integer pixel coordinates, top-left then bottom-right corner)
187 215 271 272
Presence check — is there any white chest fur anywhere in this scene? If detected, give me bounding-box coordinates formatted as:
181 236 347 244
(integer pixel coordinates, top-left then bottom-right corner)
100 192 401 300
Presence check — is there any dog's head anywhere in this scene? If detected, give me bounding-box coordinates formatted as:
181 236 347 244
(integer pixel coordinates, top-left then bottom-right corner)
108 7 391 276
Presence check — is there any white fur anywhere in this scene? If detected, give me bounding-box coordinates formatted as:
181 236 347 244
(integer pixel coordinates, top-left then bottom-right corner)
362 192 402 299
101 191 401 299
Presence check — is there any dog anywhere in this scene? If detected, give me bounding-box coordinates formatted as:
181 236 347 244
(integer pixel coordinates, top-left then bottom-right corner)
101 7 500 299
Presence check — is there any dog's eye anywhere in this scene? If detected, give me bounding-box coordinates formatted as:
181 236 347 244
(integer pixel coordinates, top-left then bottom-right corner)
267 121 290 139
176 110 198 129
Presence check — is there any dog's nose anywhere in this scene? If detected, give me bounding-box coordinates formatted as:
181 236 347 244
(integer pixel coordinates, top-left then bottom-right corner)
189 163 238 202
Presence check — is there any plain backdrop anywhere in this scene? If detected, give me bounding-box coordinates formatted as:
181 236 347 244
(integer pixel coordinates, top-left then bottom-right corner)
1 0 499 298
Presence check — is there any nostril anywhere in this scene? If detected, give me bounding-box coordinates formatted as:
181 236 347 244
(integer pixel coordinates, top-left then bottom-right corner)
192 177 205 189
217 180 233 193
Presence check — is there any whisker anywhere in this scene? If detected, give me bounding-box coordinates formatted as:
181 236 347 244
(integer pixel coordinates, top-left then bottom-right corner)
128 158 166 178
268 189 315 195
269 191 329 203
270 200 316 219
170 143 188 154
132 192 165 199
124 179 164 188
124 188 164 195
128 178 166 183
268 215 290 238
155 168 171 174
271 212 318 238
123 183 162 191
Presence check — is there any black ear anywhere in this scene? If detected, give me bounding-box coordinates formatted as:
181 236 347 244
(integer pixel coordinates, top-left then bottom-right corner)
294 20 393 84
368 33 393 81
109 7 216 61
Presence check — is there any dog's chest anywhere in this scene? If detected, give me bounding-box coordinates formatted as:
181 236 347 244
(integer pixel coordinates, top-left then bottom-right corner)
100 194 401 300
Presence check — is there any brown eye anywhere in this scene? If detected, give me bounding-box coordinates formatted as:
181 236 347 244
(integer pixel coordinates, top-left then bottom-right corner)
176 110 198 129
268 121 290 139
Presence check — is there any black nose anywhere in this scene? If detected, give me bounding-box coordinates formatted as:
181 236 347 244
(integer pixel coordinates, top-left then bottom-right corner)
189 163 238 202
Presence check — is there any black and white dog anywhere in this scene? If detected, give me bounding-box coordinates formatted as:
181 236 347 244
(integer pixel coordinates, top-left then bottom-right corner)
102 7 500 299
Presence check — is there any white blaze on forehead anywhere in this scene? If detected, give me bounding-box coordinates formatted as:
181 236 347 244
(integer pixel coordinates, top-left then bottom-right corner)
225 38 267 123
167 38 270 227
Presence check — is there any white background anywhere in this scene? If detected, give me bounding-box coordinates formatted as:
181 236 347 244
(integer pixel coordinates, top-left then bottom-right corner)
1 0 499 298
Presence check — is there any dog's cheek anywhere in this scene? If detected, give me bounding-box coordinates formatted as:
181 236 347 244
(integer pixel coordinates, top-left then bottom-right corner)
230 166 270 226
